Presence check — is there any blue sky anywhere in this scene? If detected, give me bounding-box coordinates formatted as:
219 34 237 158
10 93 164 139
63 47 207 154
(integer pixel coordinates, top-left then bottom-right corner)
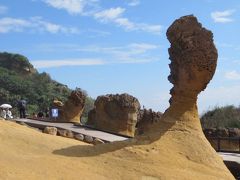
0 0 240 114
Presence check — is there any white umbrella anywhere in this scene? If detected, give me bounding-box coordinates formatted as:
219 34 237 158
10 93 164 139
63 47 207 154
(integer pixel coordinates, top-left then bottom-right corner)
0 104 12 109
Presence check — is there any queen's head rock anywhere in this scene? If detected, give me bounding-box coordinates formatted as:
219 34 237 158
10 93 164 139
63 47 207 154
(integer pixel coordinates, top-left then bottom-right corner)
167 15 217 106
142 15 233 178
156 15 218 128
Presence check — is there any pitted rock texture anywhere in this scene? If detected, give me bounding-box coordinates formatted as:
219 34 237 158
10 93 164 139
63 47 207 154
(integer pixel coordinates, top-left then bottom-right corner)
53 89 86 123
143 15 232 178
135 108 162 135
87 93 140 137
167 15 217 104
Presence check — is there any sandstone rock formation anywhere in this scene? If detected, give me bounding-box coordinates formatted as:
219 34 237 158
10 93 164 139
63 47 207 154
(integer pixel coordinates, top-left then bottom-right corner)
135 108 162 135
0 15 235 179
84 135 94 143
57 129 74 138
136 15 232 178
43 127 57 135
87 93 140 137
52 89 86 123
74 133 84 141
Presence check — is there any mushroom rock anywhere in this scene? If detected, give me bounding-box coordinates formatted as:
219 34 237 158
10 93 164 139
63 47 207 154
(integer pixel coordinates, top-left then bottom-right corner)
54 89 86 123
139 15 233 178
83 15 233 179
87 93 140 137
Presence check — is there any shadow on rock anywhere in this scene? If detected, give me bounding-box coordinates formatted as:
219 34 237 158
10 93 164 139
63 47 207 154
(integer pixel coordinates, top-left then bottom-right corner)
52 120 174 157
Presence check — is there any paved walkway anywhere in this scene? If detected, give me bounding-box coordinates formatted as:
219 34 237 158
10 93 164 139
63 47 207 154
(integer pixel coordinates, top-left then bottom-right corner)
14 118 128 142
218 152 240 164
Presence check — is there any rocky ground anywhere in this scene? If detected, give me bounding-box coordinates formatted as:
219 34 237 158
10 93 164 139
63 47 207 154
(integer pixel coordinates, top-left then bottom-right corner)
0 119 233 180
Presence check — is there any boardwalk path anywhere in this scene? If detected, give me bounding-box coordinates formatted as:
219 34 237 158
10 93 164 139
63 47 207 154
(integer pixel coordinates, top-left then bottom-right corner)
14 118 128 142
219 152 240 164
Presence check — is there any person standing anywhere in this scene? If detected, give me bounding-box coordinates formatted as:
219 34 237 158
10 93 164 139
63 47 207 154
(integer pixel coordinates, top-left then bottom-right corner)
18 99 27 118
0 108 6 119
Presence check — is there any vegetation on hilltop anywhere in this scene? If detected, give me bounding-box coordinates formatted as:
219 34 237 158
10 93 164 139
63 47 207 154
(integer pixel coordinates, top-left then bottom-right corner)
0 52 94 119
201 105 240 129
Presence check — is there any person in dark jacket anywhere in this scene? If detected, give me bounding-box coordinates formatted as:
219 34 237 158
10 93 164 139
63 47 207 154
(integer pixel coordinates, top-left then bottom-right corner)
18 99 27 118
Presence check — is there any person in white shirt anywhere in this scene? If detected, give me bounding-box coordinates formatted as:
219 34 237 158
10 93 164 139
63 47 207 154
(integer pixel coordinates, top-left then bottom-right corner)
6 108 13 119
1 108 7 119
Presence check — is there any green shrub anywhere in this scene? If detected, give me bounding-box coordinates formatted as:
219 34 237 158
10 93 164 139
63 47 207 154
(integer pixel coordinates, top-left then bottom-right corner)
201 105 240 129
0 52 94 120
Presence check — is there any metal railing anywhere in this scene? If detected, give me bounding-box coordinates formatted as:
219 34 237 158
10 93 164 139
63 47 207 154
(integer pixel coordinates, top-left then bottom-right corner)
207 137 240 153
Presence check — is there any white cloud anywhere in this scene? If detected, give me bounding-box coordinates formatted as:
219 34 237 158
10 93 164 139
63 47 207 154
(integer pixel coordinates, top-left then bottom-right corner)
32 59 105 68
137 24 162 35
94 7 125 20
0 5 8 14
211 10 235 23
41 1 162 35
33 42 160 67
94 7 162 34
127 0 140 6
75 43 160 63
30 16 79 34
0 16 79 34
0 17 30 33
225 70 240 80
114 18 135 30
43 0 99 15
43 0 85 14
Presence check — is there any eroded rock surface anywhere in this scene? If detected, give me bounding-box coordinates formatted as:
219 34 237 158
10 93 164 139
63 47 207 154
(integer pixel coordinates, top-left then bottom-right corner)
52 89 86 123
43 127 57 135
167 15 217 105
87 93 140 137
135 109 162 135
143 15 232 178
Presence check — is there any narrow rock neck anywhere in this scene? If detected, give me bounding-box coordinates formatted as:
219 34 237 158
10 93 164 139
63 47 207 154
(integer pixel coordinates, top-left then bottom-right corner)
162 94 199 123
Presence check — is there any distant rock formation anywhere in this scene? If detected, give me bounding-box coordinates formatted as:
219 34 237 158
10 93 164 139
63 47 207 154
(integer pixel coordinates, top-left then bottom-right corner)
135 108 162 135
203 128 240 138
52 89 86 123
87 93 140 137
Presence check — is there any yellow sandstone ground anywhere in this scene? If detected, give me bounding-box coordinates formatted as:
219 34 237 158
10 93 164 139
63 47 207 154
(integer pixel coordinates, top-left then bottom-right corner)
0 119 234 180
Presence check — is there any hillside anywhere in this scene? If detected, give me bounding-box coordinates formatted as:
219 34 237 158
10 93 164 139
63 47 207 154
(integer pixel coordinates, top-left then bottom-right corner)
0 52 94 119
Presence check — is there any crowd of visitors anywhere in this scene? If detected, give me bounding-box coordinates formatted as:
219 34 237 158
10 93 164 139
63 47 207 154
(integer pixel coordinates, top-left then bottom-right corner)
0 98 53 120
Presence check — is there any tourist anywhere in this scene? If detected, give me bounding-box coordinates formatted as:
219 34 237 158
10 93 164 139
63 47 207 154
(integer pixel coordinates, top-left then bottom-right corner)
32 112 37 119
6 108 13 119
0 108 6 119
45 108 50 118
18 99 27 118
37 111 44 118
